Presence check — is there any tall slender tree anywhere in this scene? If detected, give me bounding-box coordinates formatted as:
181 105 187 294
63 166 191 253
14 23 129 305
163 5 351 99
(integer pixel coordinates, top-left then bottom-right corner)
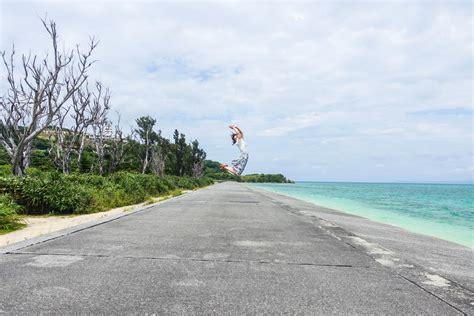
190 139 206 178
90 82 110 175
107 111 126 173
135 116 158 174
173 129 189 176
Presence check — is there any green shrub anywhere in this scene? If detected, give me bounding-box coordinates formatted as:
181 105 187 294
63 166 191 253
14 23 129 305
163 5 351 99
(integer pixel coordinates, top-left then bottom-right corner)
84 185 128 214
0 147 10 165
108 172 148 203
25 167 43 177
176 177 198 190
195 177 214 187
0 165 12 177
0 175 20 200
66 173 109 187
0 194 25 232
0 171 213 215
3 172 93 215
240 173 293 183
160 176 177 191
29 150 56 171
171 189 183 197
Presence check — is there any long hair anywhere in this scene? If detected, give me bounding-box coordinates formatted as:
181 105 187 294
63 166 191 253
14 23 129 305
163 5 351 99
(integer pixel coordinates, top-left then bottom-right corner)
235 126 244 139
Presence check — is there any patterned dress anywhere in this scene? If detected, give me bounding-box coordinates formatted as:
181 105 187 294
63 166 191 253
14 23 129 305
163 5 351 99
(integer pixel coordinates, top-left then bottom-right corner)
231 139 249 176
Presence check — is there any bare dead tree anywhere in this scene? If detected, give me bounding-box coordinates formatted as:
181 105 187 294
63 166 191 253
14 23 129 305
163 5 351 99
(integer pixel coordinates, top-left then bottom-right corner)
49 85 93 173
48 106 69 171
75 87 93 171
150 144 165 176
0 19 98 176
108 111 126 173
90 81 110 175
76 129 88 169
190 139 206 178
192 161 205 179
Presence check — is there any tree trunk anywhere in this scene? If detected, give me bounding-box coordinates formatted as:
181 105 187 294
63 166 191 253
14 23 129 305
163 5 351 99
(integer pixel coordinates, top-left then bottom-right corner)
77 133 86 171
63 151 71 174
12 163 24 177
142 149 149 174
11 143 26 176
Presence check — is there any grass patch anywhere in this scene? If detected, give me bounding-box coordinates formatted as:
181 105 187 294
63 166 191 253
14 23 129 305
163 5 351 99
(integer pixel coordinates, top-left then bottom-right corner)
170 189 183 197
0 225 26 235
143 189 184 206
144 198 156 206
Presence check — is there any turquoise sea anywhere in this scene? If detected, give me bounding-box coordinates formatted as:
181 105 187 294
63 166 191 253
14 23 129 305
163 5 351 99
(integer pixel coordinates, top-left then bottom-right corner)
248 182 474 248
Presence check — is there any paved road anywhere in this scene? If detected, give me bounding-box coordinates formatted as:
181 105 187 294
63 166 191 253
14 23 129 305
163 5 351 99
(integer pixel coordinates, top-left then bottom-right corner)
0 182 470 314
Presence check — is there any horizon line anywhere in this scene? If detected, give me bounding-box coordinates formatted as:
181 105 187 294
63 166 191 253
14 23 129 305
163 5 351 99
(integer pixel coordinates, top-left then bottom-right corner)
275 180 474 185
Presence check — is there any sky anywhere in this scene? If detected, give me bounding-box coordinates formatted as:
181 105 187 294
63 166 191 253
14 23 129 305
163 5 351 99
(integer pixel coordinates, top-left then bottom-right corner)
1 0 472 182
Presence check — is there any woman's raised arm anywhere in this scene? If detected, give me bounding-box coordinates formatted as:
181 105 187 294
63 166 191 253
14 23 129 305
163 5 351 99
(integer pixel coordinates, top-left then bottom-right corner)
229 124 243 139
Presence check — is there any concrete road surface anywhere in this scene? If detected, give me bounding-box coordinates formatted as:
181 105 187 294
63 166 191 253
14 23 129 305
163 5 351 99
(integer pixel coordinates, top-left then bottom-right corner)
0 182 472 314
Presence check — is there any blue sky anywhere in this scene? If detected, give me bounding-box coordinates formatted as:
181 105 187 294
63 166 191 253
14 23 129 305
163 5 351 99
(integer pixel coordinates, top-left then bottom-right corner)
1 0 472 182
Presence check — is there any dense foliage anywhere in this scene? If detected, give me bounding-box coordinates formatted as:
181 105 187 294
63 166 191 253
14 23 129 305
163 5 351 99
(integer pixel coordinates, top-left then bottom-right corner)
0 194 25 232
0 115 207 178
0 113 213 230
0 169 213 216
240 174 293 183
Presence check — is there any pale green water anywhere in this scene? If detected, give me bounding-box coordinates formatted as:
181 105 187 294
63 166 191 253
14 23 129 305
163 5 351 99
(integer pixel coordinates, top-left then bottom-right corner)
249 182 474 248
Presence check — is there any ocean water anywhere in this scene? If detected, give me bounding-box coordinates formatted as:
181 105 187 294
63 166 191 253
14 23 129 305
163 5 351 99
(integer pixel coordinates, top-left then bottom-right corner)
248 182 474 248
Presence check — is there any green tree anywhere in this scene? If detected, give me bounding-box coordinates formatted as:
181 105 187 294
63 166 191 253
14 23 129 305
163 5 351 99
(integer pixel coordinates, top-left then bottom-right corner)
189 140 207 178
119 138 142 172
135 116 159 173
173 130 188 176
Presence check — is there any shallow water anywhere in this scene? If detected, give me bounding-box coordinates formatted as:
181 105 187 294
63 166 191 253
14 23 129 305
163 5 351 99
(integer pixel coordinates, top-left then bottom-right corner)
248 182 474 248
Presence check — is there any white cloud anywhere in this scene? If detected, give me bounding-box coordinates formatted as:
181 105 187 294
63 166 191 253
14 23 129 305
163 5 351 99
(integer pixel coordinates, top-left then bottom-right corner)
261 112 323 136
1 1 472 181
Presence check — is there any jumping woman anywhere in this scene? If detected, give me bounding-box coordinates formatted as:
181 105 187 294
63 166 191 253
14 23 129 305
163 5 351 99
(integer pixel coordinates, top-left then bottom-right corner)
220 124 249 176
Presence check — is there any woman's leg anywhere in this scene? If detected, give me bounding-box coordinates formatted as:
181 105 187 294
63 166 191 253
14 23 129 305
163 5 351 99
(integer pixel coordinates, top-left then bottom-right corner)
223 166 238 176
220 163 238 175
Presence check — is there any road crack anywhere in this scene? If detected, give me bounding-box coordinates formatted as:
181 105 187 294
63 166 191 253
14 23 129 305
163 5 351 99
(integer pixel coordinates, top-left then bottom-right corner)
8 251 367 268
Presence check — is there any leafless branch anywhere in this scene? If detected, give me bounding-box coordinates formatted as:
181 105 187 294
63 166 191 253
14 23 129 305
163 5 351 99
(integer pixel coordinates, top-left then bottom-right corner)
0 18 98 175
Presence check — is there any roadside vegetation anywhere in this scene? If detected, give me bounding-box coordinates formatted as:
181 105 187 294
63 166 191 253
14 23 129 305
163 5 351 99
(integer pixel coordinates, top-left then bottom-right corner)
0 171 212 216
0 194 25 233
0 18 212 233
0 18 290 234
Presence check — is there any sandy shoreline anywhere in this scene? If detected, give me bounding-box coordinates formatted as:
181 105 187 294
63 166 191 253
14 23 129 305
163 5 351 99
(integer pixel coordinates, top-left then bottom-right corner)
0 192 187 248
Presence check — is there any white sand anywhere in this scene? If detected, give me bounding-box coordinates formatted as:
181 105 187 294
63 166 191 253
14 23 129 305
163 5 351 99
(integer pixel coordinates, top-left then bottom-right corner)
0 193 186 248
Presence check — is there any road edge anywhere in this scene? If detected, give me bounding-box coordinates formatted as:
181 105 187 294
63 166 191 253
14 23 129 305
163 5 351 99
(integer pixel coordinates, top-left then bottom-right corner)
243 183 474 315
0 184 213 255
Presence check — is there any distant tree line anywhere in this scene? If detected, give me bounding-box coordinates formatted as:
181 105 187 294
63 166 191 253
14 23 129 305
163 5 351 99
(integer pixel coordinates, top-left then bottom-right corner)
240 173 293 183
204 160 293 183
0 18 206 178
